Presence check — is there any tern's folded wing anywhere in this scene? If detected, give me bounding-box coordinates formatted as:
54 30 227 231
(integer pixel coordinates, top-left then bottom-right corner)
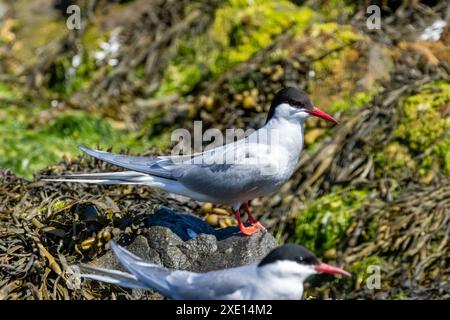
171 142 282 199
78 145 176 180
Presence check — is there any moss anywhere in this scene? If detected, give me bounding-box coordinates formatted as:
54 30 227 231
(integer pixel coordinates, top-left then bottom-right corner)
44 25 112 98
391 291 410 300
156 0 317 96
294 187 369 255
376 81 450 178
364 219 380 242
0 109 156 179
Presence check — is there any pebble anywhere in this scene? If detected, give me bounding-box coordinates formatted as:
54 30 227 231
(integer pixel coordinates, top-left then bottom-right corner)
212 208 230 216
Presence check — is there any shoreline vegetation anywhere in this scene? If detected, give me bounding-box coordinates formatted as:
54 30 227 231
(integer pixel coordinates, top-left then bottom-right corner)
0 0 449 300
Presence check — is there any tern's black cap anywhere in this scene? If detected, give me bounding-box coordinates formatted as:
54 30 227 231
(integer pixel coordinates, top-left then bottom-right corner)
265 87 314 124
258 244 319 267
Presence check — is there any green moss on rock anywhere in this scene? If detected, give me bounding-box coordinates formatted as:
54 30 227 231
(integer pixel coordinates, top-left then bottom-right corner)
294 188 369 255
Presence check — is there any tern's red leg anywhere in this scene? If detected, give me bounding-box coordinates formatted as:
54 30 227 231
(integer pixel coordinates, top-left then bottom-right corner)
234 208 265 236
243 202 266 230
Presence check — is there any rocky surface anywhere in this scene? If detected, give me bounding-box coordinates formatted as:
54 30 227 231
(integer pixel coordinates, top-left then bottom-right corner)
93 207 278 274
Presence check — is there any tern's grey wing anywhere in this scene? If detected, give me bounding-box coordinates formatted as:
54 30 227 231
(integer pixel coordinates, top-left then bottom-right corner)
79 145 176 180
78 144 235 181
172 142 281 201
109 241 181 298
166 265 256 300
109 241 254 300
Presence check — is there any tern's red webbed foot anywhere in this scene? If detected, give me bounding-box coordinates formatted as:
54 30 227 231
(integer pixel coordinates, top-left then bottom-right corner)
238 221 265 236
235 202 266 236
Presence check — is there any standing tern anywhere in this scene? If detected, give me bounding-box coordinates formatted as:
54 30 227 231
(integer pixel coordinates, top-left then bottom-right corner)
80 242 350 300
44 87 337 235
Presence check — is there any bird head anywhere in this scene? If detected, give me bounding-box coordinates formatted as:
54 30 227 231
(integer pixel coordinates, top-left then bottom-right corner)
265 87 337 125
258 244 350 282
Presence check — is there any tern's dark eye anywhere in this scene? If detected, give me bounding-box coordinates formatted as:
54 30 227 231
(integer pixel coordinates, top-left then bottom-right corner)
288 99 303 108
297 255 317 265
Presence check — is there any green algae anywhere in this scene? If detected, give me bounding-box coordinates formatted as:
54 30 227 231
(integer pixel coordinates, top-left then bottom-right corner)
156 0 317 97
375 81 450 178
0 108 156 179
294 188 370 256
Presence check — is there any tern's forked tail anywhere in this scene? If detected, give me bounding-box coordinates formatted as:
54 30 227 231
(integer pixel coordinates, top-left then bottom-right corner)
41 170 156 185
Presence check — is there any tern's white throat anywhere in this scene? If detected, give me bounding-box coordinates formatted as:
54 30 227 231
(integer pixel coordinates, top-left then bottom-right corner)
261 103 306 164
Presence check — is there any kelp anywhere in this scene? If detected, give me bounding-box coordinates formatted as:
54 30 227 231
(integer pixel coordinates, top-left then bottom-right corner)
0 0 449 300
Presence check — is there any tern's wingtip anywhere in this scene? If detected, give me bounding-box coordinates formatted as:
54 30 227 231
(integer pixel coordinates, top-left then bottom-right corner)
78 144 89 151
108 240 119 251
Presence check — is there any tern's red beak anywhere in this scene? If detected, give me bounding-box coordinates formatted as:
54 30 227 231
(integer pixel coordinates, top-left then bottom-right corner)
306 107 337 124
315 263 351 277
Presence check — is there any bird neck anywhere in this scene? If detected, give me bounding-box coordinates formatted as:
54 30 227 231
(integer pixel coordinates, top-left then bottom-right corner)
262 116 305 159
264 115 305 131
257 262 307 299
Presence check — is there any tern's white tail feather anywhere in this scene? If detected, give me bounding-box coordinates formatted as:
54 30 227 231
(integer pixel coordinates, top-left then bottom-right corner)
42 171 216 203
80 241 174 298
42 171 156 185
80 265 149 290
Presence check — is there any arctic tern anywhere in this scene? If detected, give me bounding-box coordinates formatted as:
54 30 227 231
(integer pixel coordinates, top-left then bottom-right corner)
44 87 337 235
80 242 350 300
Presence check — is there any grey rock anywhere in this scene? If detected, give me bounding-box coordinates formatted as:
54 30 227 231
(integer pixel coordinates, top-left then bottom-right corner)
93 207 278 274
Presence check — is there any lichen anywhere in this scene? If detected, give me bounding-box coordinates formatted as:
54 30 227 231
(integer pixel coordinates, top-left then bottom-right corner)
294 187 370 256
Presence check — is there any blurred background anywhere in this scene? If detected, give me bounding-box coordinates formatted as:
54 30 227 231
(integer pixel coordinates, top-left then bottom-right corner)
0 0 449 300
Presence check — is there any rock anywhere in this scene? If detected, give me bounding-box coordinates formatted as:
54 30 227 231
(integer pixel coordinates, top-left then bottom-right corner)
92 207 278 274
